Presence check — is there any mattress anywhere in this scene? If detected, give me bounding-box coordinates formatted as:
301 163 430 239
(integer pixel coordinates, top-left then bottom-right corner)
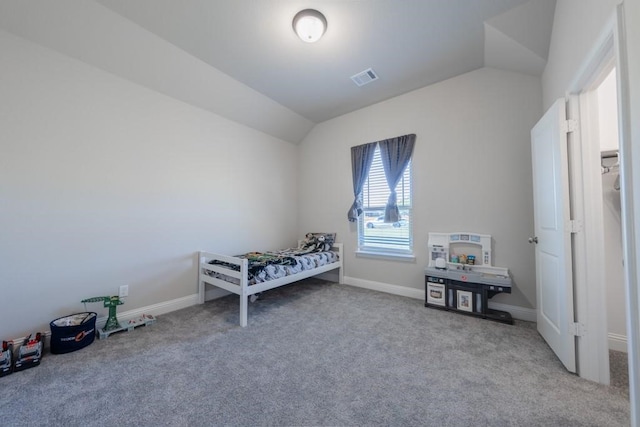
207 249 339 285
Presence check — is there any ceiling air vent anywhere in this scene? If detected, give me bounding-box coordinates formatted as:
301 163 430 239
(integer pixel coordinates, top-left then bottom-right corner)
351 68 378 87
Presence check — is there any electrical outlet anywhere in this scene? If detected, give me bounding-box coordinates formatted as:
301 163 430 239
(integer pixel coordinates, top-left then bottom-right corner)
119 285 129 298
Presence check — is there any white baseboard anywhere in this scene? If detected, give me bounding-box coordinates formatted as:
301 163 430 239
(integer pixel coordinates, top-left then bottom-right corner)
344 276 424 300
343 275 536 322
9 279 538 349
608 332 628 353
487 301 537 323
9 294 199 350
102 294 199 328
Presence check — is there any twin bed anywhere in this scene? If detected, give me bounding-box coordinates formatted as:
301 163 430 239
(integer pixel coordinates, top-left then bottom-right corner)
198 234 343 327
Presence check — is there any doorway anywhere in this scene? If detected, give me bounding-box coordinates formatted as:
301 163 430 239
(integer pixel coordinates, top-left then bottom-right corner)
592 67 628 389
540 18 629 386
566 4 639 423
564 16 631 387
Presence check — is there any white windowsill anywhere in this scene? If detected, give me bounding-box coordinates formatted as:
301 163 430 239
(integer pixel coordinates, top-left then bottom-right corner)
355 250 416 262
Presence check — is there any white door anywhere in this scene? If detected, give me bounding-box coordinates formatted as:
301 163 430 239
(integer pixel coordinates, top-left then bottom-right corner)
531 98 576 373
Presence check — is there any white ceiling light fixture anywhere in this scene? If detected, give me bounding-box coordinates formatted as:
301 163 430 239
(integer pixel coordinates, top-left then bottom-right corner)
292 9 327 43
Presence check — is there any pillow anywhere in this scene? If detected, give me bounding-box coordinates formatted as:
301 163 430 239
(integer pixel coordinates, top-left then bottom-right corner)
300 232 336 252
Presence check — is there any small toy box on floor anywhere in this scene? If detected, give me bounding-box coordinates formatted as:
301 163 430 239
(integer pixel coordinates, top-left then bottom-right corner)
97 314 155 339
0 341 12 377
49 312 97 354
14 333 43 372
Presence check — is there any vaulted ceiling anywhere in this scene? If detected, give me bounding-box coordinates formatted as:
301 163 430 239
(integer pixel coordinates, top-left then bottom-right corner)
0 0 556 143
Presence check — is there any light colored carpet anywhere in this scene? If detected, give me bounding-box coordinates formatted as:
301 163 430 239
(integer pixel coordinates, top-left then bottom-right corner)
610 349 630 393
0 278 630 426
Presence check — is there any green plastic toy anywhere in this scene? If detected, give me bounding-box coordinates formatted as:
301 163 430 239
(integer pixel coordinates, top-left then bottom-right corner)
81 296 124 331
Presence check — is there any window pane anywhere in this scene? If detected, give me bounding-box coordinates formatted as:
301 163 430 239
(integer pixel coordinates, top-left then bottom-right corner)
360 208 412 252
358 146 412 253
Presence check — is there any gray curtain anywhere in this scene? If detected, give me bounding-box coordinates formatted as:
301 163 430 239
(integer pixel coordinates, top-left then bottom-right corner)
347 142 377 222
379 134 416 223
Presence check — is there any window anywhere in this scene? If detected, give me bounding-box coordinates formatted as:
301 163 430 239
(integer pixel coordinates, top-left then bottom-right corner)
357 144 413 255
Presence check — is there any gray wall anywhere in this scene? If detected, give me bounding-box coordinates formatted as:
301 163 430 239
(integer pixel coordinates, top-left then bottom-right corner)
0 30 299 339
6 0 636 340
297 67 542 310
542 0 622 109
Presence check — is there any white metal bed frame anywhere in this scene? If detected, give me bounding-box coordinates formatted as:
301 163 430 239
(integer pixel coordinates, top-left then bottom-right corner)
198 243 344 327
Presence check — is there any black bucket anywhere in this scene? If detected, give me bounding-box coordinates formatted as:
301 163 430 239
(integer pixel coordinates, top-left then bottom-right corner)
49 312 97 354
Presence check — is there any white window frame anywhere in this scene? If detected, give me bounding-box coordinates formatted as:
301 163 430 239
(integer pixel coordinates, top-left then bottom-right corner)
356 144 413 259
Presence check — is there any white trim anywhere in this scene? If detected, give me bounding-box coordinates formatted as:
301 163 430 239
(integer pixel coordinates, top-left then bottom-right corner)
615 5 639 424
344 275 423 300
100 294 198 328
343 275 536 322
12 281 537 355
9 294 199 351
355 250 416 262
564 12 623 386
568 89 611 384
566 23 615 93
487 301 537 323
609 332 628 353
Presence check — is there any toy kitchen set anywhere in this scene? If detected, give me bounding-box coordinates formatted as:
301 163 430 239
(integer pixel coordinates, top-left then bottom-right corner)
425 232 513 324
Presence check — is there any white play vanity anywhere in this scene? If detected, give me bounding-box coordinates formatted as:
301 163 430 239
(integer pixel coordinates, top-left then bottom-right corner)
425 232 513 324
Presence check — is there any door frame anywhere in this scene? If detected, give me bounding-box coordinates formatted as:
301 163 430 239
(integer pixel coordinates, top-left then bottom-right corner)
614 5 640 425
565 32 615 384
565 5 637 415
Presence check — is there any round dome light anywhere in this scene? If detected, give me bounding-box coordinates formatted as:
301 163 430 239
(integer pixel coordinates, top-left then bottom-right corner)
292 9 327 43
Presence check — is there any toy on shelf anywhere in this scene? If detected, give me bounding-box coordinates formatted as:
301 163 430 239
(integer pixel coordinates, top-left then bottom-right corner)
81 296 155 339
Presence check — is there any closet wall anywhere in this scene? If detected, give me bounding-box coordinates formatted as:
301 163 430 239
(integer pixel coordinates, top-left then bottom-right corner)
598 68 627 352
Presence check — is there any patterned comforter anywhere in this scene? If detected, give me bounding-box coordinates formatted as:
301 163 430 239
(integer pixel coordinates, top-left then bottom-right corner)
207 248 339 286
